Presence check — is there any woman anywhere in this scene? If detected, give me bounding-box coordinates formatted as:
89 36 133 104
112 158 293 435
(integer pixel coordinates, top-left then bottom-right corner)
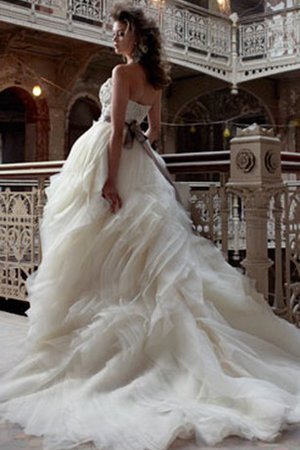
102 7 167 214
0 4 300 450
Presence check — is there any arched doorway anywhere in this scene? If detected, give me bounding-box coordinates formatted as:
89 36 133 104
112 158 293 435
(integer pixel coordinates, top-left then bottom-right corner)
175 88 272 153
0 87 49 163
0 88 25 163
67 97 100 156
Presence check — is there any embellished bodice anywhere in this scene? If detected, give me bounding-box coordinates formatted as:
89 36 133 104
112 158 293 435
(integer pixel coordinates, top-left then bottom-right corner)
98 77 151 125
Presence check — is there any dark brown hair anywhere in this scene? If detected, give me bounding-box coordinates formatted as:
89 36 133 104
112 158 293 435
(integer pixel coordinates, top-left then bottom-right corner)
111 3 171 89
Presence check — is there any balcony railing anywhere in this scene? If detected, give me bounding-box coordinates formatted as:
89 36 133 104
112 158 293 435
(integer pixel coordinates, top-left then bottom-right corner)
1 0 300 83
0 148 299 326
238 6 300 82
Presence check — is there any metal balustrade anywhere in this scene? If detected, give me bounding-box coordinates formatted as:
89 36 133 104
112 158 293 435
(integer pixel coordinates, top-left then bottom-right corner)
238 6 300 82
0 154 299 326
1 0 300 82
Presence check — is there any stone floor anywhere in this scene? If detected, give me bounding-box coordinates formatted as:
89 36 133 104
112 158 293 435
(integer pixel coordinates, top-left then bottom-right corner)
1 419 300 450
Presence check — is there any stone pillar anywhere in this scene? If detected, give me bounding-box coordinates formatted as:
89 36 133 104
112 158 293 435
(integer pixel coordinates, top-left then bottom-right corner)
36 99 50 161
48 107 66 161
227 124 283 298
25 123 36 162
240 189 273 297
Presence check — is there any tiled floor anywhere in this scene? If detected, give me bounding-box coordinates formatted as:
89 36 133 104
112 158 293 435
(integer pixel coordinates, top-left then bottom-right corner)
1 419 300 450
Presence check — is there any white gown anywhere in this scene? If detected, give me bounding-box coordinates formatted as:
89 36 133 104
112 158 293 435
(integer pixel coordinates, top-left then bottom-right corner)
0 77 300 450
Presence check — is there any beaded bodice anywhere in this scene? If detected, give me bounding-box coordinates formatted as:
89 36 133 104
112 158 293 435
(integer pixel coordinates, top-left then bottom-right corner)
99 77 151 125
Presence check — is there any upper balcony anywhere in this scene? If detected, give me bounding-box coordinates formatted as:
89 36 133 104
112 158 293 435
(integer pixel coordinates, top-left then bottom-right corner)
1 0 300 87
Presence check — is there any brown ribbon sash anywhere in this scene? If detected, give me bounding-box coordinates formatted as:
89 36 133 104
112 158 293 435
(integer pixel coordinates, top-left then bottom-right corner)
103 117 182 204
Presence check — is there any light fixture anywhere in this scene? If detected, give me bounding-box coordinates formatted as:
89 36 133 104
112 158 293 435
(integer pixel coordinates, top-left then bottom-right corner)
32 84 42 97
231 83 238 95
291 119 300 127
223 126 231 138
150 0 165 7
217 0 231 14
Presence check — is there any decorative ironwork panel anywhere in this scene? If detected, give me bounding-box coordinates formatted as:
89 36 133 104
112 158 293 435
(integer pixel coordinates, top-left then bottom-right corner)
132 0 159 23
162 4 230 58
163 5 185 46
239 8 300 79
284 183 300 326
240 22 266 58
209 19 231 57
267 196 278 248
0 188 40 301
37 0 65 7
190 186 228 255
185 12 208 52
72 0 103 21
227 193 246 258
267 13 297 58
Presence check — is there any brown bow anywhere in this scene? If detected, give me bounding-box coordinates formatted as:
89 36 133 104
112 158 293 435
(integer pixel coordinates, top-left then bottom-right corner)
103 117 182 205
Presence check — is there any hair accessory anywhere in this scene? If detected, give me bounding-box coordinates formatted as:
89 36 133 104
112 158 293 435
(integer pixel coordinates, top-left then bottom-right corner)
139 43 148 55
133 41 148 62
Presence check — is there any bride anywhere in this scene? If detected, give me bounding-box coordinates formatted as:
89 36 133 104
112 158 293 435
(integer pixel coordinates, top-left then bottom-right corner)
0 3 300 450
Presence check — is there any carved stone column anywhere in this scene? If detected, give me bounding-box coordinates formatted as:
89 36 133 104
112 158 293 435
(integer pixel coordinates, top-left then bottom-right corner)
227 124 283 299
35 98 50 161
239 188 273 297
48 107 66 160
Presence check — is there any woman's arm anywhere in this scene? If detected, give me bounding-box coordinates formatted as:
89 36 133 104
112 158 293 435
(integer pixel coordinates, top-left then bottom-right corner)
102 65 129 213
145 90 162 145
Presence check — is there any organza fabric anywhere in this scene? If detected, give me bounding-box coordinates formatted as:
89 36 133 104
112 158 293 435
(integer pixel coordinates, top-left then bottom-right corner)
0 78 300 450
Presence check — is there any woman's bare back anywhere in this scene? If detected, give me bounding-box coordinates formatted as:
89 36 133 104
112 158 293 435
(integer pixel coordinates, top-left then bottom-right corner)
125 63 161 107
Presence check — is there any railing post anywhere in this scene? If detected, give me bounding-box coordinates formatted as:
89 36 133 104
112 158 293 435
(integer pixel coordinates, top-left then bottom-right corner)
67 0 73 31
220 186 229 258
230 12 238 95
37 177 46 264
30 0 37 23
240 189 273 298
227 124 283 299
231 193 241 261
273 192 285 309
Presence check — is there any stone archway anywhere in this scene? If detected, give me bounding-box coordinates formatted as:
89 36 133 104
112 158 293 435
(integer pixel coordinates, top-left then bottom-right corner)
0 86 49 163
175 88 272 153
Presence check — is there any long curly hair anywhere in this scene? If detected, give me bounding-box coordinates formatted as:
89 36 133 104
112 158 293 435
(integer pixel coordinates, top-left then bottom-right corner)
111 3 171 89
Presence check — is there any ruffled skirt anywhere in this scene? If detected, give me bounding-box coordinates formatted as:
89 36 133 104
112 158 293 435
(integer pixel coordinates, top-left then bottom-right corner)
0 120 300 450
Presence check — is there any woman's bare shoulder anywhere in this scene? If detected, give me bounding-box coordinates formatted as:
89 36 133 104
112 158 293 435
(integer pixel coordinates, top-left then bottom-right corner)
112 64 130 79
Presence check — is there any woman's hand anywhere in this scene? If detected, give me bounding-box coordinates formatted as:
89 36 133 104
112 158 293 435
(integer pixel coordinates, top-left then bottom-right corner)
102 178 122 214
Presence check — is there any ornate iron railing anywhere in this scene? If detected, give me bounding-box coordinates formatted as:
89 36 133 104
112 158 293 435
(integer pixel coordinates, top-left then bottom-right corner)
0 156 299 326
2 0 300 83
0 187 39 301
238 6 300 82
284 181 300 325
0 162 60 301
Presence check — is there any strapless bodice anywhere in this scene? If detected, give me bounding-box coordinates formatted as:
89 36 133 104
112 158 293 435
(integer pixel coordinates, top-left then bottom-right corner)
99 77 151 124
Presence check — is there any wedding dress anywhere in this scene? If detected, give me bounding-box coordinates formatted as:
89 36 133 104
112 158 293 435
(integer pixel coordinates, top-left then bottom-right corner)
0 77 300 450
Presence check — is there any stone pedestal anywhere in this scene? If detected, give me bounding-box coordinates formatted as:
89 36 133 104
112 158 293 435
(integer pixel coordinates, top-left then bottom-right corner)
229 124 282 186
227 124 283 299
